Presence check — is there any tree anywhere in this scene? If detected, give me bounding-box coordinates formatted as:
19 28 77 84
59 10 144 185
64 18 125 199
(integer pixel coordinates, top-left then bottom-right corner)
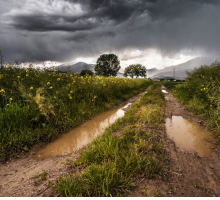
94 54 120 77
123 64 147 78
80 68 94 76
123 65 135 78
0 48 5 70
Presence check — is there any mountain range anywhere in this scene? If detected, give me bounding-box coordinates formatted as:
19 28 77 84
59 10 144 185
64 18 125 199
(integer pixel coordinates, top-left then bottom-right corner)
59 62 94 73
59 61 124 77
57 57 215 80
149 57 214 80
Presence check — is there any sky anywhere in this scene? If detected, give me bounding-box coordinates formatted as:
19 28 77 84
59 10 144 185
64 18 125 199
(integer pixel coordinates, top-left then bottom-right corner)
1 0 220 70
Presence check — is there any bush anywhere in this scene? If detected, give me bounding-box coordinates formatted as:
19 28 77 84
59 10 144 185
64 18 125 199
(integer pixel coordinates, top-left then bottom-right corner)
173 61 220 133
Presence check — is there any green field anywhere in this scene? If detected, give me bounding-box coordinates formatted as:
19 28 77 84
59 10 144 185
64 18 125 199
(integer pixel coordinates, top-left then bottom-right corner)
0 66 152 161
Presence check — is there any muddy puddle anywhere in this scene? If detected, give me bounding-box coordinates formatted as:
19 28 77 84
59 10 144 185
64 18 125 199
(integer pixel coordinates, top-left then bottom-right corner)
166 116 216 157
34 103 132 160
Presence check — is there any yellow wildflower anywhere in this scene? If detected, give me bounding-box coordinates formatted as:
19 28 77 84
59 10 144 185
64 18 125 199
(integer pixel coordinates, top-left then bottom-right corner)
30 86 33 90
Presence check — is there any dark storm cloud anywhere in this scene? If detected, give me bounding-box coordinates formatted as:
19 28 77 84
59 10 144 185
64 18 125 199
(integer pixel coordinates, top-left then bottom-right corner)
9 0 155 32
1 0 220 62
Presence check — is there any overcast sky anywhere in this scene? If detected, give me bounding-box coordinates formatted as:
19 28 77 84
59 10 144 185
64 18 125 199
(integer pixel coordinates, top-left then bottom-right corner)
1 0 220 70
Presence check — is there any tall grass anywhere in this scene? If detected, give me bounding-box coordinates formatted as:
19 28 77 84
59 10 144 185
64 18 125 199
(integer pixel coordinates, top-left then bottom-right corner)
0 65 152 161
167 61 220 133
55 82 168 197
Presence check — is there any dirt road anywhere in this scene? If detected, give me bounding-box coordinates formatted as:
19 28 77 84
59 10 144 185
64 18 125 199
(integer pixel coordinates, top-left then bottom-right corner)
0 92 144 197
1 87 220 197
131 86 220 197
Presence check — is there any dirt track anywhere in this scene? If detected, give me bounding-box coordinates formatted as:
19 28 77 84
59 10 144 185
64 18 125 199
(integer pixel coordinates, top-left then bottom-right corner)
0 92 144 197
1 88 220 197
131 86 220 197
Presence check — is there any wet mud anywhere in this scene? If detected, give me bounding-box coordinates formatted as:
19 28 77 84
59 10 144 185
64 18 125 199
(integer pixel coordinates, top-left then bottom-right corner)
131 86 220 197
166 116 216 157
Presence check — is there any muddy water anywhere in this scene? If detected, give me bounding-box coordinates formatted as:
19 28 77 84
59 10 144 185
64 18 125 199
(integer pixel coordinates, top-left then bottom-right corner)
34 103 132 160
166 116 216 157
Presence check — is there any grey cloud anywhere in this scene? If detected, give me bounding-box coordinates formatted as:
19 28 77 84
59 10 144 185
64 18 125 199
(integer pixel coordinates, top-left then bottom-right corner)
1 0 220 63
5 0 155 32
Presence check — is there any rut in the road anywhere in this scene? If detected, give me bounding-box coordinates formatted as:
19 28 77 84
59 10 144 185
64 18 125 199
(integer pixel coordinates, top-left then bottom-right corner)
131 87 220 197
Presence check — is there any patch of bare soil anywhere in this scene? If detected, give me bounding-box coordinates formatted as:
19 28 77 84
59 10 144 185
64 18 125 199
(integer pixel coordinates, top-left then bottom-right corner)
131 86 220 197
0 90 147 197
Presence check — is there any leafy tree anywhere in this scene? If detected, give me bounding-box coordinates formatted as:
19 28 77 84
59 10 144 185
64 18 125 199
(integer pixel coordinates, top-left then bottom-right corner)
95 54 120 77
80 68 94 76
123 65 135 78
140 65 147 78
124 64 147 78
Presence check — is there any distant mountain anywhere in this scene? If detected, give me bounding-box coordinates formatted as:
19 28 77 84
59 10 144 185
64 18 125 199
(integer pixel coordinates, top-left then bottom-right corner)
150 57 214 80
59 62 95 73
59 61 124 77
147 68 159 77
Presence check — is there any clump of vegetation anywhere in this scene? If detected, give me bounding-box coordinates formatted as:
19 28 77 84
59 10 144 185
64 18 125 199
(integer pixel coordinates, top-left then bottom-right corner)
167 61 220 133
41 171 47 181
80 66 94 77
30 170 48 185
0 64 152 161
163 81 185 90
55 83 168 197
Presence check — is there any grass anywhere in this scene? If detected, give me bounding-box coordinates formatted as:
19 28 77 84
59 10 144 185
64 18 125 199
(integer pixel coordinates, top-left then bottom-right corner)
0 65 152 161
163 81 186 90
54 82 169 197
164 61 220 134
41 171 47 181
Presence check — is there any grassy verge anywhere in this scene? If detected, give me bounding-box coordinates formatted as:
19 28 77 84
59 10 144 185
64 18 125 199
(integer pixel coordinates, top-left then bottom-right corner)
163 61 220 134
163 81 186 90
54 82 169 197
0 66 152 161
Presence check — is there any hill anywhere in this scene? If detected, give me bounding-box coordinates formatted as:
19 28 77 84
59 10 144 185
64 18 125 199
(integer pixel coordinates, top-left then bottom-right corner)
59 61 124 77
150 57 214 80
59 62 95 73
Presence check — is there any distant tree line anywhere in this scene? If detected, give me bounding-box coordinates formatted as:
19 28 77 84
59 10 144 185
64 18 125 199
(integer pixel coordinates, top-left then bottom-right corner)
0 49 147 78
123 64 146 78
93 53 147 78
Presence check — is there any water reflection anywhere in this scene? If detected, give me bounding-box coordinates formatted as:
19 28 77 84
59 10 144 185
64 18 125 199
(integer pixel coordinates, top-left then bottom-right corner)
166 116 216 157
162 90 168 93
34 104 129 160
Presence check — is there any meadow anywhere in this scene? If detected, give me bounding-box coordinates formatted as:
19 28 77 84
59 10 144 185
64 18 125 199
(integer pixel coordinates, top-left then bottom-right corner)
163 61 220 134
0 65 152 161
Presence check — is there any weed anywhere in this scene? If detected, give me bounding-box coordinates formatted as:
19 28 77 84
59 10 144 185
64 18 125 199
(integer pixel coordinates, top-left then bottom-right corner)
41 171 47 181
34 180 39 186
